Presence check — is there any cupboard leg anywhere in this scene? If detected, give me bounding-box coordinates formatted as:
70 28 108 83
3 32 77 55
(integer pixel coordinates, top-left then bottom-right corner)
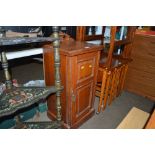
102 71 111 111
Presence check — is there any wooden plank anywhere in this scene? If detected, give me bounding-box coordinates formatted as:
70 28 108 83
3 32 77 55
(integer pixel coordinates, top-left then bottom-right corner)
117 107 150 129
145 110 155 129
114 39 131 47
125 34 155 101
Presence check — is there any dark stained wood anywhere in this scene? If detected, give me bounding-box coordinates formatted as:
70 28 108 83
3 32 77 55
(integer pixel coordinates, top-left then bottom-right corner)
121 27 137 58
106 26 117 67
76 26 105 44
124 32 155 101
43 40 103 128
76 26 85 41
95 27 136 113
58 40 103 56
114 39 131 47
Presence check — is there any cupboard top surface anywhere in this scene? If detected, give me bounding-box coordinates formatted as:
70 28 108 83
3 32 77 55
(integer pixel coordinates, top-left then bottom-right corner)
59 40 103 56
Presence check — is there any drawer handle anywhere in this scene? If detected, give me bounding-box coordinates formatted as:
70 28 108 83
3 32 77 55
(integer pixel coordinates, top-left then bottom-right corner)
89 65 92 68
81 66 85 70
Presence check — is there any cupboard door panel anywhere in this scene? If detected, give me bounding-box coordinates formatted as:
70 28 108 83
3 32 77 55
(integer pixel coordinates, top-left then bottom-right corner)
72 81 93 123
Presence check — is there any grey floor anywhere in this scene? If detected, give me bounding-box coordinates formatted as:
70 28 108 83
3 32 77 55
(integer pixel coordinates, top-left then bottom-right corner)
0 57 154 129
27 91 154 129
79 92 154 128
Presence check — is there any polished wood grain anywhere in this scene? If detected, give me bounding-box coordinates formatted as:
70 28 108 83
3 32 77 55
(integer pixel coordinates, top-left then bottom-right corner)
95 27 136 113
121 27 137 58
125 32 155 101
43 40 103 128
145 110 155 129
76 26 105 44
76 26 85 41
96 62 129 113
96 68 109 112
106 26 117 67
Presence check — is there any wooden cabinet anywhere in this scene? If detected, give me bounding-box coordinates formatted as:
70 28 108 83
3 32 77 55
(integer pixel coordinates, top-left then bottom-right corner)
43 40 103 128
124 32 155 101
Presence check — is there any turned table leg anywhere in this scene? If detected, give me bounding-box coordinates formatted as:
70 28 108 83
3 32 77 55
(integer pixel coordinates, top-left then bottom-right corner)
0 52 12 89
52 26 62 122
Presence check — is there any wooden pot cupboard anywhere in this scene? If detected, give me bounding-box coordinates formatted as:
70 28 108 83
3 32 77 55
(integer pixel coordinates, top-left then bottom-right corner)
43 39 103 128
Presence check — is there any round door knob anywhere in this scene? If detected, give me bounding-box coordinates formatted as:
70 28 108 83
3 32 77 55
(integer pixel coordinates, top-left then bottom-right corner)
89 64 92 68
81 66 85 70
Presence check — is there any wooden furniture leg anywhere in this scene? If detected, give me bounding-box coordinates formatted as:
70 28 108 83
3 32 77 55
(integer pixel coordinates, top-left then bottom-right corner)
108 69 117 105
115 67 121 97
117 66 124 96
120 64 128 93
102 71 111 111
96 68 108 114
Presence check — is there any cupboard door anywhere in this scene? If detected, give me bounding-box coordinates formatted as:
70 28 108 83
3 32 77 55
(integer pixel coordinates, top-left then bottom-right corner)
72 81 94 124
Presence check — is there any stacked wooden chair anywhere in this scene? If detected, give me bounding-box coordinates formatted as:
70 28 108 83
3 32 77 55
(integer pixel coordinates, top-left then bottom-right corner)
95 26 136 113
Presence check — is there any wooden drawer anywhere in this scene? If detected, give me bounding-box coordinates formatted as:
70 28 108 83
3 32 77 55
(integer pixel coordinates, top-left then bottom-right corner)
77 59 94 82
77 55 95 84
